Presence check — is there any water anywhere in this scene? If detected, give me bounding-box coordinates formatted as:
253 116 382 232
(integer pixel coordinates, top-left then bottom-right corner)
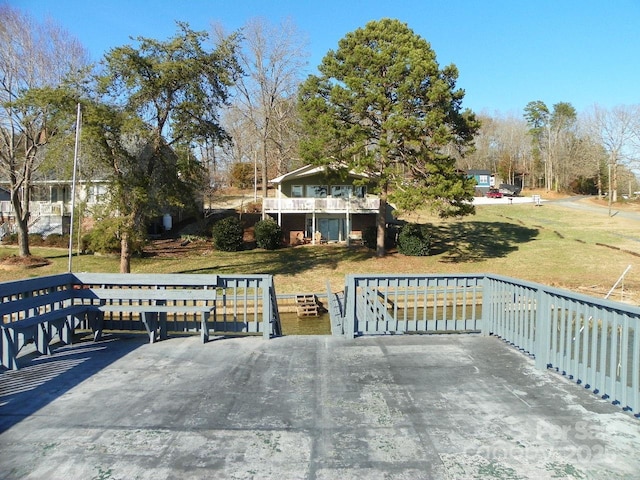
279 312 331 335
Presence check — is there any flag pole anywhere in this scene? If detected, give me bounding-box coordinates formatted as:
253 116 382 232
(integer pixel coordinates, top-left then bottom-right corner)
67 103 81 272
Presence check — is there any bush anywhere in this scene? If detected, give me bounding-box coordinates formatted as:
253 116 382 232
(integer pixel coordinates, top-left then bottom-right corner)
43 233 68 248
363 225 377 249
212 216 244 252
28 233 44 246
362 225 398 250
85 219 145 255
254 218 282 250
85 221 121 254
1 233 17 245
397 223 431 256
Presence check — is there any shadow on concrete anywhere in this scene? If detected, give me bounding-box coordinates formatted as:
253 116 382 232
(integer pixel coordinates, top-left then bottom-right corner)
0 333 146 433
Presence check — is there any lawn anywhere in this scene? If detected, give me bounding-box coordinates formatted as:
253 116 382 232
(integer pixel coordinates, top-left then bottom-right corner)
2 196 640 303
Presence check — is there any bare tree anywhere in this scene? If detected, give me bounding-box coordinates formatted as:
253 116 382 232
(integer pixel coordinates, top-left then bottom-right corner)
584 104 640 204
465 113 530 187
214 17 308 199
0 5 89 256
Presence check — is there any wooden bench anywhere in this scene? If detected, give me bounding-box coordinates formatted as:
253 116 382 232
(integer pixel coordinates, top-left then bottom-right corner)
72 273 223 345
1 272 280 370
0 274 93 370
74 287 217 344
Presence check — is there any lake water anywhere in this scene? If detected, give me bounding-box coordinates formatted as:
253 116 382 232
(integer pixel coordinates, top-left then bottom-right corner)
279 312 331 335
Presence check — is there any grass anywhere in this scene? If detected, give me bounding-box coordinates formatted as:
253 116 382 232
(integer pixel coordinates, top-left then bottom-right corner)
2 196 640 302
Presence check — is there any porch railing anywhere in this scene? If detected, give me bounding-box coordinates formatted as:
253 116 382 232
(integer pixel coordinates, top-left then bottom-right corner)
0 201 67 217
263 196 380 213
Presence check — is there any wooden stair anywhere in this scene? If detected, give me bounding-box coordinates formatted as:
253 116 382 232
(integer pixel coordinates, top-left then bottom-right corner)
296 294 319 317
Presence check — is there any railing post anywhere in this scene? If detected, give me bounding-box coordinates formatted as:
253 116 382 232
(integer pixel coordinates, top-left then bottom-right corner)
481 276 492 336
262 275 270 339
344 275 356 339
534 287 550 370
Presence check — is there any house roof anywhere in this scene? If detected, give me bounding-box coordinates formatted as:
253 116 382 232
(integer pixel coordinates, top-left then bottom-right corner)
269 164 371 185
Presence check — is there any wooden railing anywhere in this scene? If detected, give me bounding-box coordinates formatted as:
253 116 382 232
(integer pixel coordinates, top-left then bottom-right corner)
263 196 379 213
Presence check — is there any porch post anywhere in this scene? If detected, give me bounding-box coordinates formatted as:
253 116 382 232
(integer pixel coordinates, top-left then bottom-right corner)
346 203 350 246
312 210 316 245
277 184 282 225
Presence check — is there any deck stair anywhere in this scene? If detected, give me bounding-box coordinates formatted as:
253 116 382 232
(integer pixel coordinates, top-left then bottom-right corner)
296 294 319 317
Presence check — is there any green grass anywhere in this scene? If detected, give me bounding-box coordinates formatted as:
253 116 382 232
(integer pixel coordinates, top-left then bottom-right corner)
2 199 639 301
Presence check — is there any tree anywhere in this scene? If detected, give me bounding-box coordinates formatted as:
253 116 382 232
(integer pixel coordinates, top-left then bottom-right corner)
524 101 551 189
524 101 577 191
584 104 640 205
466 113 530 188
298 19 479 257
95 23 241 272
0 5 89 256
216 17 308 199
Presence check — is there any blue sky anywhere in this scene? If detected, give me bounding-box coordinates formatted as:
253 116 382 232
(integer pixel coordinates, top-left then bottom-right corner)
10 0 640 115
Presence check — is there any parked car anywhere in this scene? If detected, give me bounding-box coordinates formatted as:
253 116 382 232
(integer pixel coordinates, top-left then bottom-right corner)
498 183 521 197
486 189 503 198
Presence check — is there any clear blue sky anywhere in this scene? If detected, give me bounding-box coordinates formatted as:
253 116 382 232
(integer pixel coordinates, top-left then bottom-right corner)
10 0 640 115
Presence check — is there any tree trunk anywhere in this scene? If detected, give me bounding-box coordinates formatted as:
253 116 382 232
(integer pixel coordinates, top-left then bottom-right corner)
612 161 618 203
261 134 268 200
16 219 30 257
120 234 131 273
376 187 388 258
10 190 30 257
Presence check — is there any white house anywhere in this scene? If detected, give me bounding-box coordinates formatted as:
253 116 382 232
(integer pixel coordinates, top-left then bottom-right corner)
0 180 107 238
262 164 385 245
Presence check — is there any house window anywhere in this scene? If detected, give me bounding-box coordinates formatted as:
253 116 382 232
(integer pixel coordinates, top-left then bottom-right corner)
478 175 489 185
353 186 366 198
88 185 107 203
51 186 70 202
291 185 303 197
331 185 351 198
306 185 328 198
31 185 48 202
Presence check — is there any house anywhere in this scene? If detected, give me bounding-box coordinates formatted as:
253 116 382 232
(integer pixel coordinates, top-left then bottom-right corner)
262 164 383 245
467 169 495 196
0 180 108 237
0 175 202 239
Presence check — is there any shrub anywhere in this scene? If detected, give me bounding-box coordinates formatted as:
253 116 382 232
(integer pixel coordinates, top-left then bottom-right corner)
28 233 44 246
254 217 282 250
362 225 377 249
43 233 68 248
212 216 244 252
85 221 121 254
85 219 145 255
397 223 431 256
362 225 398 250
1 233 18 245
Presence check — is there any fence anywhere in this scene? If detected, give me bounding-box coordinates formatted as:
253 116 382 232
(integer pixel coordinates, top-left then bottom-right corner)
331 273 640 416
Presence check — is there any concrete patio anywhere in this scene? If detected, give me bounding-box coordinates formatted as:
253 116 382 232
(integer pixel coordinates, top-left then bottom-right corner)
1 333 639 479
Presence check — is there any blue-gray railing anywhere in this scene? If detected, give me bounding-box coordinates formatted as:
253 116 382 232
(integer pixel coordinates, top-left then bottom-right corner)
0 273 281 340
73 273 281 339
329 273 640 416
337 274 485 337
